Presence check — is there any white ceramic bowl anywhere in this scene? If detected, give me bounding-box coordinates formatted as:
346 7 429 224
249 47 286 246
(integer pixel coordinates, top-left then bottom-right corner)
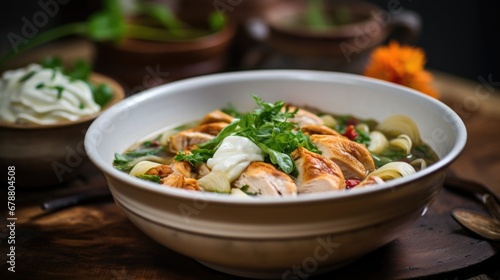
85 70 466 279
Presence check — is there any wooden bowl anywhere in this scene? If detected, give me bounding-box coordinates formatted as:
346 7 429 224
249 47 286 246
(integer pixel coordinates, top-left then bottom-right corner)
0 73 125 188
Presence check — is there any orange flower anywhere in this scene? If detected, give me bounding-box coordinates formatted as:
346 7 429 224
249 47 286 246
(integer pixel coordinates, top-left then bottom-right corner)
364 41 439 98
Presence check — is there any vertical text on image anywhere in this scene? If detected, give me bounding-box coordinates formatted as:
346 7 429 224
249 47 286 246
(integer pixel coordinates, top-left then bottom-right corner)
7 166 17 273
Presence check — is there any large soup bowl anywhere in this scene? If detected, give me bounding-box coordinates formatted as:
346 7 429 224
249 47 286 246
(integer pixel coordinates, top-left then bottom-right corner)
85 70 466 278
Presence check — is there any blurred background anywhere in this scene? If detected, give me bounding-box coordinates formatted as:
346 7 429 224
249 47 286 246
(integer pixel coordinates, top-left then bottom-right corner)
1 0 499 92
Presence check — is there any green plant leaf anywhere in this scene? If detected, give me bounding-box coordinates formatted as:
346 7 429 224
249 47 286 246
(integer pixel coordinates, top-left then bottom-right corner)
137 2 183 30
92 83 114 107
175 96 320 174
40 56 63 69
66 60 91 81
86 0 126 41
209 11 226 31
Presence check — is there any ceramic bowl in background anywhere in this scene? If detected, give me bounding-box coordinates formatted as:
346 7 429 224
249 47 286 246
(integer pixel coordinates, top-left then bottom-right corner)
0 73 125 188
85 70 466 279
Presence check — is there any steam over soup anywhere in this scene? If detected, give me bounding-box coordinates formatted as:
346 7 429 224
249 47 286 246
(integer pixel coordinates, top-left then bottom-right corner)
113 96 438 197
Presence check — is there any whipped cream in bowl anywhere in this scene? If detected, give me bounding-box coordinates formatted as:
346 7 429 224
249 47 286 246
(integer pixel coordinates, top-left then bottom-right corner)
0 62 124 187
0 63 102 125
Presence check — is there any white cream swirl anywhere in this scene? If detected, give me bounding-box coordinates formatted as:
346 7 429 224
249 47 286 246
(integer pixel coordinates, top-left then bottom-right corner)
0 64 101 125
207 136 264 181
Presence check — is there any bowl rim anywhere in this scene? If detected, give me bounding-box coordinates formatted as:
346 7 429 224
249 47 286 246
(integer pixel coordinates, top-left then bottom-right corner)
85 69 467 205
0 72 125 130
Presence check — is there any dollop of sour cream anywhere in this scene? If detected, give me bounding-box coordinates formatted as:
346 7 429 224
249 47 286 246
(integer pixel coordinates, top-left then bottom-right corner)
207 135 264 181
0 64 101 125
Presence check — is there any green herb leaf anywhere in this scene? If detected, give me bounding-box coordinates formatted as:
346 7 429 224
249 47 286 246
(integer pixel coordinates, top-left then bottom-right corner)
92 83 113 107
36 83 45 89
175 149 213 166
371 154 393 168
137 174 161 183
66 60 91 80
221 103 242 118
19 71 36 82
113 148 163 172
137 2 183 31
86 0 126 41
354 128 371 146
209 11 226 31
175 96 320 174
306 0 331 30
40 56 63 69
240 185 259 196
54 85 65 99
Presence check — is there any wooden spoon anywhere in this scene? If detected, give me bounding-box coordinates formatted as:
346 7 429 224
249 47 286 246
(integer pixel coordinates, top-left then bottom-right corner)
451 208 500 241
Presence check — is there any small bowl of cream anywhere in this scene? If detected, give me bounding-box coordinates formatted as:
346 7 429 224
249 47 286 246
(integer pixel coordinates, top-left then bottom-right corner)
0 63 125 188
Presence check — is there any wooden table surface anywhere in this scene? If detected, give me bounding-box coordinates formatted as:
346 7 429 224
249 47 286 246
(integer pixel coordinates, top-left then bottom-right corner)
1 57 500 279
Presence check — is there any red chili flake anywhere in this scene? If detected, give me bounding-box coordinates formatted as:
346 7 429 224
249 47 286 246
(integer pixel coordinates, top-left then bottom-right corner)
346 179 361 189
342 125 358 141
151 140 160 147
345 117 358 126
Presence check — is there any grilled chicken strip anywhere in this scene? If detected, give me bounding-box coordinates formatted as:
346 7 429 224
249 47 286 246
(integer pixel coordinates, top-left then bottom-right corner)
146 164 174 178
233 162 297 196
285 106 324 127
162 173 201 191
191 122 228 136
311 134 375 180
168 122 227 153
168 131 214 153
292 147 345 193
300 124 342 136
171 160 196 178
200 110 234 124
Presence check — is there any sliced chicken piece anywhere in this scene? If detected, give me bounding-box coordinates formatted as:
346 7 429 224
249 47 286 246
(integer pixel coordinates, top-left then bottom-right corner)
301 124 342 136
233 162 297 196
146 164 174 178
195 163 211 179
171 160 196 178
168 122 228 153
169 131 214 153
161 173 201 191
285 106 324 127
200 110 234 124
311 134 375 180
191 122 228 136
291 147 345 193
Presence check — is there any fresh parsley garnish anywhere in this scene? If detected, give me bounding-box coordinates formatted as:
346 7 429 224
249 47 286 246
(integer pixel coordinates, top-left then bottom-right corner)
113 148 163 171
354 127 371 146
240 185 260 196
19 71 36 82
88 82 113 107
175 96 320 174
137 174 161 183
55 85 65 99
221 103 243 118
